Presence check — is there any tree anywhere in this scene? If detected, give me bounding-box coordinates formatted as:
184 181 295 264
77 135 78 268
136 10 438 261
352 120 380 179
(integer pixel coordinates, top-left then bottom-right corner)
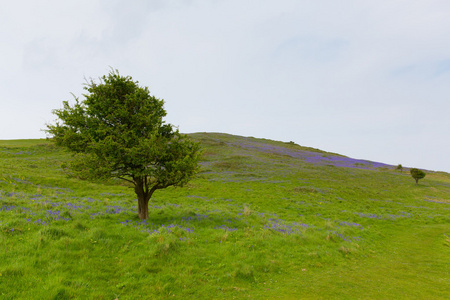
410 168 426 184
396 164 403 173
46 70 202 220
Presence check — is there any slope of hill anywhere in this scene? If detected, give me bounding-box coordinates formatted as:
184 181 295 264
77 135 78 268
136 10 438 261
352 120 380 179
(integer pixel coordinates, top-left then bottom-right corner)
0 133 449 299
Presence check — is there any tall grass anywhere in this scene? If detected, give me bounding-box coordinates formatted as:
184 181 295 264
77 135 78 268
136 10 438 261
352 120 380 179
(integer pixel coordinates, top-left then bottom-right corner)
0 134 449 299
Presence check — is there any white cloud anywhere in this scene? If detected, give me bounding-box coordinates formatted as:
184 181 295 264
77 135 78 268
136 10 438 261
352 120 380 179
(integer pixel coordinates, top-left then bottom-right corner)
0 0 449 171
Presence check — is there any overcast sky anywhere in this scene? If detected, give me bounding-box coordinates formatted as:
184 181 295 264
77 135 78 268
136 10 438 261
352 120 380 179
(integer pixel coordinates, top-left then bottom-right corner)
1 0 449 172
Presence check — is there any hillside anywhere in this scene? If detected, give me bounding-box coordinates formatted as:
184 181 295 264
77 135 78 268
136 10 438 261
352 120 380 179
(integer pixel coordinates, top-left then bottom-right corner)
0 133 449 299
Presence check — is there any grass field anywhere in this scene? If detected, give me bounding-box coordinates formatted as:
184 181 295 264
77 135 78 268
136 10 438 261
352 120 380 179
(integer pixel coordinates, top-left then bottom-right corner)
0 132 449 299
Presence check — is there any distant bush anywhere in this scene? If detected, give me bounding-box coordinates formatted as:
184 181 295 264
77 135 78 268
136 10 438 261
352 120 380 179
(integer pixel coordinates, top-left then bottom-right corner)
410 168 426 184
396 164 403 173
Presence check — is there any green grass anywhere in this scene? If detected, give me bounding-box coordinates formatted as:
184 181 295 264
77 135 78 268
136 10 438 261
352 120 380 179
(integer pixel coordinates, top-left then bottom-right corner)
0 133 449 299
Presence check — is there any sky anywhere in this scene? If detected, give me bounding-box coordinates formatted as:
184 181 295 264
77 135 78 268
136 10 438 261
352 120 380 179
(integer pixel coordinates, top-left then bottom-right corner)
1 0 449 172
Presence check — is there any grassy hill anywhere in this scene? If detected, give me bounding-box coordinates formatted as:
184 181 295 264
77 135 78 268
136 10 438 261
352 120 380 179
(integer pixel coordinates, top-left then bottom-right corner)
0 133 449 299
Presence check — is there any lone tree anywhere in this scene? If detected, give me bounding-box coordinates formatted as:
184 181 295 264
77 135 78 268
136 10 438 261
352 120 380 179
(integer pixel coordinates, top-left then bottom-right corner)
396 164 403 173
46 70 202 219
410 168 426 184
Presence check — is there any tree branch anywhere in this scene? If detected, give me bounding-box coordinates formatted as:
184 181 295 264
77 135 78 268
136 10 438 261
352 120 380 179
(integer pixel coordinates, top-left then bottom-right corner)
144 175 149 194
117 176 135 185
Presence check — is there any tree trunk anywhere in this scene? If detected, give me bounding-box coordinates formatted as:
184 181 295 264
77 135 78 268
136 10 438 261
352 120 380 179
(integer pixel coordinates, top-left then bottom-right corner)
138 196 149 220
415 178 419 184
134 176 157 220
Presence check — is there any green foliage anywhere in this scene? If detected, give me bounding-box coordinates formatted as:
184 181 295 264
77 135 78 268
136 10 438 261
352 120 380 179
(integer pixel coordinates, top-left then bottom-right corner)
396 164 403 172
46 70 202 219
410 168 426 184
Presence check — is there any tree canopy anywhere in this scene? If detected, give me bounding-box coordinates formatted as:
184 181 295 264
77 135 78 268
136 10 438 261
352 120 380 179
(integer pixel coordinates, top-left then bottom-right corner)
46 70 202 219
410 168 426 185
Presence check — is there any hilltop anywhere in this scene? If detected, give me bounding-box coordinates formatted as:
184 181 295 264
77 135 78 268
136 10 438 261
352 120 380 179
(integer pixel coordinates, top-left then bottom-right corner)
192 132 395 168
0 133 449 299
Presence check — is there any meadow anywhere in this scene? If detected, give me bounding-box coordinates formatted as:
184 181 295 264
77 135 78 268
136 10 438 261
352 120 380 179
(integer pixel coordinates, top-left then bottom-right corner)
0 132 449 299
